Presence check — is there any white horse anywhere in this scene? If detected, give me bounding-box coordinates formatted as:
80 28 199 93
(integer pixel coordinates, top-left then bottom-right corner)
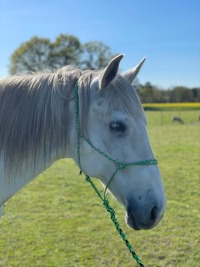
0 55 166 230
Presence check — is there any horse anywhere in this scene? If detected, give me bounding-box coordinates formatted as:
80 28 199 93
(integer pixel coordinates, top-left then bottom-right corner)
172 116 184 124
0 55 166 230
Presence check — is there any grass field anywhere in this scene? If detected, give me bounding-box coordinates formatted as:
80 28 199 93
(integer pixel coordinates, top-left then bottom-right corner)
0 109 199 267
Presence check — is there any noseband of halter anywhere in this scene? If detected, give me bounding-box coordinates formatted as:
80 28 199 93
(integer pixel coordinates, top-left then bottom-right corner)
74 82 158 197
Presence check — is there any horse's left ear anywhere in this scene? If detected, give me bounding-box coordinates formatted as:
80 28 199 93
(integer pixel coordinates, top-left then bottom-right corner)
122 58 146 84
99 54 123 89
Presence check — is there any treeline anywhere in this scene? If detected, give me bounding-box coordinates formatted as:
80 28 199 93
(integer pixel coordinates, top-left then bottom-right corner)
135 82 200 103
9 34 116 74
9 34 199 103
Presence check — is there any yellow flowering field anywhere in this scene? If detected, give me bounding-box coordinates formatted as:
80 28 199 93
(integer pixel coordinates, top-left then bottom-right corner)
142 102 200 110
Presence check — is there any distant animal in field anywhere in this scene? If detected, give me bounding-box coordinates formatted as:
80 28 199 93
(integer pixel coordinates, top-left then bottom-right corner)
172 116 184 124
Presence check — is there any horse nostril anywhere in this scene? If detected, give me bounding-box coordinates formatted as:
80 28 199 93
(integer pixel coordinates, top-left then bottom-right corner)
151 206 159 221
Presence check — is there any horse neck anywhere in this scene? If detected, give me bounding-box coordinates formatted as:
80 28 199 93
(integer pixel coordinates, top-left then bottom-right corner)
0 149 64 207
0 110 75 209
0 75 79 207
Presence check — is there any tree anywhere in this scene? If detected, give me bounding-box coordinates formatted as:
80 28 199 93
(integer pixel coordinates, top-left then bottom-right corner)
9 35 116 74
169 86 193 102
9 37 52 74
50 34 82 69
191 88 200 102
81 41 116 70
137 82 163 103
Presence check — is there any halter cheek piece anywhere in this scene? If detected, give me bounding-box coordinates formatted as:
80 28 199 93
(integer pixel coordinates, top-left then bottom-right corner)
74 82 157 267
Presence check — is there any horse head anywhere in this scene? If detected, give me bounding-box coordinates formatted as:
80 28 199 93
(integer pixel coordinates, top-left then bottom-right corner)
71 55 166 230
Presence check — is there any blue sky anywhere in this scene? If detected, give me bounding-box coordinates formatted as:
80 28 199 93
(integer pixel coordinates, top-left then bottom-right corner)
0 0 199 89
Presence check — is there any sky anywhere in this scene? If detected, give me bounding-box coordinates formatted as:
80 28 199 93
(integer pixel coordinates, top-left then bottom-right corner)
0 0 199 89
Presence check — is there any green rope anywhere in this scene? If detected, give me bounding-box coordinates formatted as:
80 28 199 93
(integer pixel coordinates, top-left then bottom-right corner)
74 82 158 266
85 175 145 267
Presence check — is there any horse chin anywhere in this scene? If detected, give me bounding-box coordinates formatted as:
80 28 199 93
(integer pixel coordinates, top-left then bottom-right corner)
125 212 141 230
125 212 156 231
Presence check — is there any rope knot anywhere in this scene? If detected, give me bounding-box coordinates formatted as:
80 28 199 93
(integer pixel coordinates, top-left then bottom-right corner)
118 163 127 170
103 198 116 217
103 198 109 208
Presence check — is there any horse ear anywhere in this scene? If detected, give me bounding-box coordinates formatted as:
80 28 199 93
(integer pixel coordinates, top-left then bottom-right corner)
122 58 146 84
99 54 123 89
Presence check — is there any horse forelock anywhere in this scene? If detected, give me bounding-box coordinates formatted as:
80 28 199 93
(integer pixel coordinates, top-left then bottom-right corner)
105 75 146 123
79 74 146 134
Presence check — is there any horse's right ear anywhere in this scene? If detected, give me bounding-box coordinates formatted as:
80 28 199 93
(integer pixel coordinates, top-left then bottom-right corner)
99 54 123 89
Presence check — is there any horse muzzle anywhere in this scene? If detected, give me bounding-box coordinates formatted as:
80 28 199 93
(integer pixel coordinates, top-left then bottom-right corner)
125 202 165 230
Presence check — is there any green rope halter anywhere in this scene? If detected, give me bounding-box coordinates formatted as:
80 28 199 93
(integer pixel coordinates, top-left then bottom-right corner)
74 82 158 267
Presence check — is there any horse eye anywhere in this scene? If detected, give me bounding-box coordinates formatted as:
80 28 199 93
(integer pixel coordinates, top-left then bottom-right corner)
109 121 126 132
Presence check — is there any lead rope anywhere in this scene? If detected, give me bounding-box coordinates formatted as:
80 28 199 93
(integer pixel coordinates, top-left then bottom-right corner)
74 82 157 267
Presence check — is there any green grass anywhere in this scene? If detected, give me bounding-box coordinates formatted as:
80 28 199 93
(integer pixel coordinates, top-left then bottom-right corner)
146 110 200 126
0 111 200 267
